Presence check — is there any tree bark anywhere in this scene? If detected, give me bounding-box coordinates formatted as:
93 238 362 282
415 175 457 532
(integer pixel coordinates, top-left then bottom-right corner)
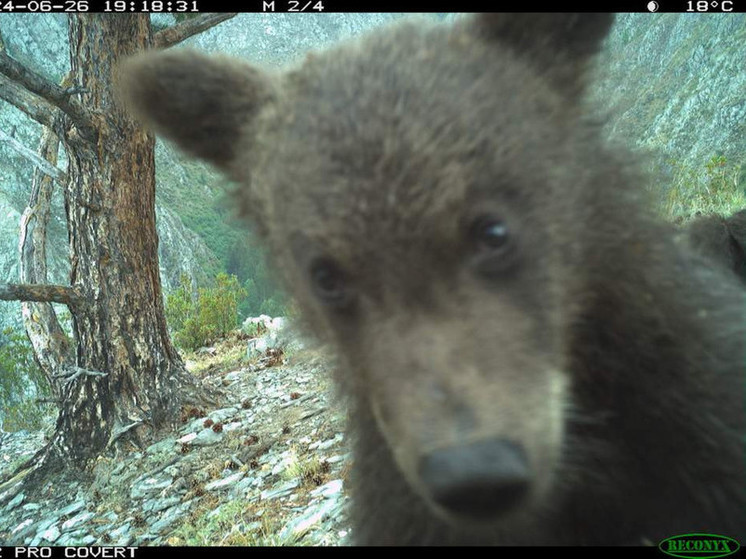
35 14 195 467
2 14 226 484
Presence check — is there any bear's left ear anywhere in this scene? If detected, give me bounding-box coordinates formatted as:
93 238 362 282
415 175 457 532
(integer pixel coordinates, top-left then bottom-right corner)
471 14 614 96
117 49 276 170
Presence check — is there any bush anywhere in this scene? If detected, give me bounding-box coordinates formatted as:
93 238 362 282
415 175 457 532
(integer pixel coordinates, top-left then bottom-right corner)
0 326 54 432
165 274 194 334
166 273 247 351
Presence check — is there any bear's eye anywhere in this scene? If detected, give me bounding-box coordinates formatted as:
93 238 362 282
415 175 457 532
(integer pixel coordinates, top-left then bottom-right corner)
309 258 351 308
468 214 517 277
470 215 510 251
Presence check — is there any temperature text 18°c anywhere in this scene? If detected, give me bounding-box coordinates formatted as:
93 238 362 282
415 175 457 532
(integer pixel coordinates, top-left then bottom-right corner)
686 0 734 10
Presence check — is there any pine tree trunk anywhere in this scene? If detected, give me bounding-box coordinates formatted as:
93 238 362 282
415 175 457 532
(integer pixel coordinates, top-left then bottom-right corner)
40 14 200 467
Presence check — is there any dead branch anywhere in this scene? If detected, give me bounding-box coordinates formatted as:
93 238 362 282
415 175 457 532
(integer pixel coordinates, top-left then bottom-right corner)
0 49 95 139
153 13 237 49
52 366 107 383
0 283 85 308
0 128 67 183
0 74 59 131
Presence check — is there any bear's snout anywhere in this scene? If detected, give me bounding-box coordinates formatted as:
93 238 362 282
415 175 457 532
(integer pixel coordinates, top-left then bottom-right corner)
419 438 531 519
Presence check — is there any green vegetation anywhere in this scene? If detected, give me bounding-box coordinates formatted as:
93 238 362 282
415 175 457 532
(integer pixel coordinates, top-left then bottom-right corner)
238 254 289 319
156 156 288 320
661 154 746 219
166 273 248 351
169 497 285 546
281 448 328 489
0 326 55 432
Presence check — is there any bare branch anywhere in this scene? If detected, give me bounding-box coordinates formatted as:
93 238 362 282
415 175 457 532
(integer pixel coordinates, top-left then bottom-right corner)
0 49 95 139
35 398 63 406
20 125 74 399
0 283 85 308
52 366 107 383
0 128 67 183
0 74 58 130
153 13 237 49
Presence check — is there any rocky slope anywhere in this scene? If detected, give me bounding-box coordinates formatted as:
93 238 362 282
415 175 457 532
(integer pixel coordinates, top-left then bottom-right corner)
590 13 746 187
0 332 351 546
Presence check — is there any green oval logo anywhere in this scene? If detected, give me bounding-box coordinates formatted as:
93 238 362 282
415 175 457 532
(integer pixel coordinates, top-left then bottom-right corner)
659 533 740 559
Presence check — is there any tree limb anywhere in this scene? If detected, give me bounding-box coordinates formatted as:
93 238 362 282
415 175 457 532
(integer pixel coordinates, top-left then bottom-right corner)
20 124 73 401
0 74 59 131
0 283 85 308
0 49 95 140
153 13 237 49
52 366 107 383
0 128 67 183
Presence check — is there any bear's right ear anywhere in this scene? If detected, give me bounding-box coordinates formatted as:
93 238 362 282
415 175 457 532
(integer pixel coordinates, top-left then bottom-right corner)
118 50 276 170
471 14 614 97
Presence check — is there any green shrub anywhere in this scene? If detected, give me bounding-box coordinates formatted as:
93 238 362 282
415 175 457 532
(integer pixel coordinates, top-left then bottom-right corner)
166 273 247 351
165 274 194 334
0 326 54 432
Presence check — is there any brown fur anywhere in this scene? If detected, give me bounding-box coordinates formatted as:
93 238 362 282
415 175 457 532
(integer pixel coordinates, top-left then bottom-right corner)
120 14 746 545
685 210 746 282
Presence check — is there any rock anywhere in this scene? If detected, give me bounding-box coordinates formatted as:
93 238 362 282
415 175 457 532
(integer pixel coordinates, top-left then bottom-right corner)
222 421 243 433
243 314 273 334
6 492 24 511
190 428 223 447
208 407 238 424
247 336 269 359
149 501 193 533
310 479 343 499
143 496 182 513
279 498 343 541
224 370 243 383
309 434 343 451
246 315 306 360
145 437 178 456
40 524 60 543
61 510 95 531
11 518 34 536
205 471 244 491
58 499 86 517
260 480 299 501
110 522 132 541
324 454 348 464
130 476 173 499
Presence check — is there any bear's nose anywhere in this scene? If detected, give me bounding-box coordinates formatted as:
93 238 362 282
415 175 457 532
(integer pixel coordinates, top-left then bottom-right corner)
419 438 530 518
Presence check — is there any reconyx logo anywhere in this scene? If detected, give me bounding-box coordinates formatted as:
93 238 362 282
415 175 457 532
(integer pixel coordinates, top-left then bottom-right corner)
659 533 740 559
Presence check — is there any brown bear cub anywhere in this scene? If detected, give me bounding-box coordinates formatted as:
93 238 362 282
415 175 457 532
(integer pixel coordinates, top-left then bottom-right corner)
685 210 746 282
120 14 745 545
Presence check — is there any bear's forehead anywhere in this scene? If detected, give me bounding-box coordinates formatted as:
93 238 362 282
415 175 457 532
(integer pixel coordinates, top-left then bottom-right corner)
248 21 573 260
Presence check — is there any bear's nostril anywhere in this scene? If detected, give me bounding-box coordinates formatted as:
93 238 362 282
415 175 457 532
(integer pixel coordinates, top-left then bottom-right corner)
419 438 530 518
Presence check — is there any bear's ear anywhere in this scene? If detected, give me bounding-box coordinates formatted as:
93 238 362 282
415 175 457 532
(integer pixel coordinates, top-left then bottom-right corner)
117 49 275 170
471 14 614 95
